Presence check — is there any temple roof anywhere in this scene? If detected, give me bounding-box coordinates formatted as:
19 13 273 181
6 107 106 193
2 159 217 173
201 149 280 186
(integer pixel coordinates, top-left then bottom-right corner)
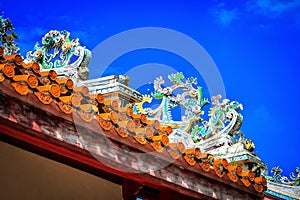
0 46 268 199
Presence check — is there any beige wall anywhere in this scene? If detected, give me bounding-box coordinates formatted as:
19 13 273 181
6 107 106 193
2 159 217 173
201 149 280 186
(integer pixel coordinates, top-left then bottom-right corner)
0 141 122 200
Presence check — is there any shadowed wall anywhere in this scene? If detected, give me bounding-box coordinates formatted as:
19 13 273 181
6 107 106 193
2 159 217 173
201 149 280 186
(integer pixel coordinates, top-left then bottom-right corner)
0 141 122 200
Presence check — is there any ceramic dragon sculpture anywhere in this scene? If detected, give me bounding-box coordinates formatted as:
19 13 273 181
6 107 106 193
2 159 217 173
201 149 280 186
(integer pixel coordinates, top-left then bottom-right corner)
186 94 257 156
0 12 19 55
134 72 209 132
191 94 244 142
134 73 257 153
267 166 300 186
25 30 91 81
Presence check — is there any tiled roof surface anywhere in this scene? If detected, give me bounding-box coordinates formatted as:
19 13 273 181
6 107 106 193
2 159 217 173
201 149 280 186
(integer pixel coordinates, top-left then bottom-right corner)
0 46 267 194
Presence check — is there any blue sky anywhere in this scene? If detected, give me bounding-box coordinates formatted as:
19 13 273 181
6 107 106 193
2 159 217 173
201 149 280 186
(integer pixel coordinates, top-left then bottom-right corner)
2 0 300 176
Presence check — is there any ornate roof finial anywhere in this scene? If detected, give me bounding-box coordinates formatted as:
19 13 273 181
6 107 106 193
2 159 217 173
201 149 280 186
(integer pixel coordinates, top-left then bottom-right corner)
0 12 20 55
25 30 91 82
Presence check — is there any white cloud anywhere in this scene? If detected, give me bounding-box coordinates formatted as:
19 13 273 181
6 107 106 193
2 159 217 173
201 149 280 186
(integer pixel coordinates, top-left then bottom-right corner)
212 3 239 26
218 8 238 26
247 0 300 16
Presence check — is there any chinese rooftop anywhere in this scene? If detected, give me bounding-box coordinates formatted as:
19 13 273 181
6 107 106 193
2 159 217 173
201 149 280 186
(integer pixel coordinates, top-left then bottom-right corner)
0 13 299 200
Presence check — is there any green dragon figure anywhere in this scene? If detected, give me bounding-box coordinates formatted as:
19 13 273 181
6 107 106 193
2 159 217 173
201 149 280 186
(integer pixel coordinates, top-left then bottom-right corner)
133 72 210 132
267 166 300 186
134 73 256 156
25 30 91 81
190 94 243 143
